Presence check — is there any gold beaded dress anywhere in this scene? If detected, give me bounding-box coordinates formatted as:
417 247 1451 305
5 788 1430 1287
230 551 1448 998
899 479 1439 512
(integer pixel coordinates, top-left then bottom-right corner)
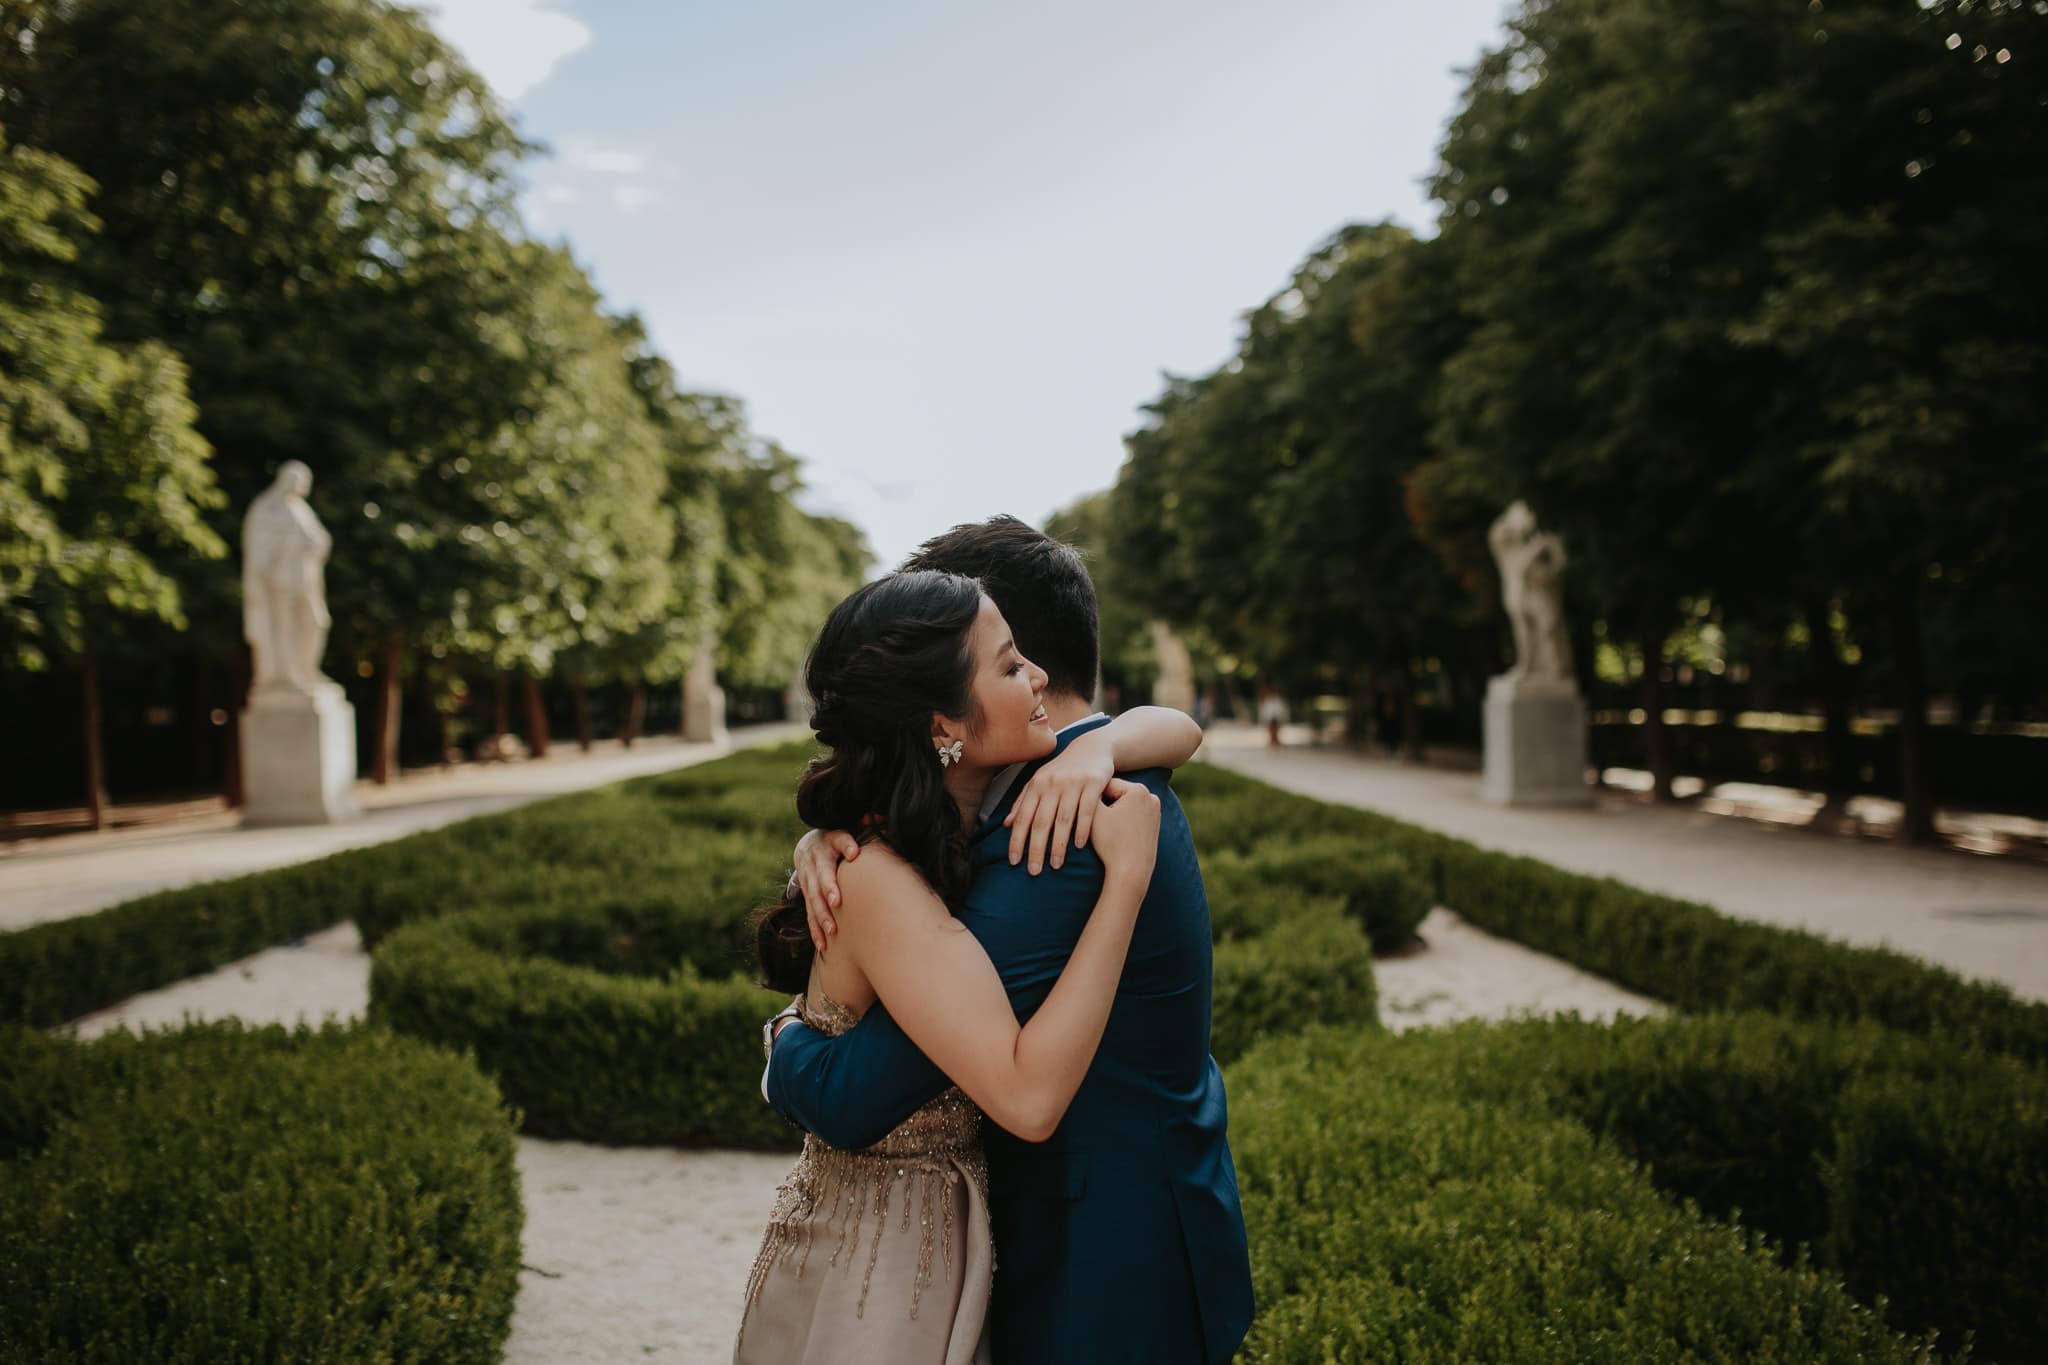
735 990 994 1365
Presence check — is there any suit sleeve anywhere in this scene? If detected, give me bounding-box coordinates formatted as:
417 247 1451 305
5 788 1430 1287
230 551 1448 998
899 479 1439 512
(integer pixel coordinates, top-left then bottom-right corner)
764 1003 951 1150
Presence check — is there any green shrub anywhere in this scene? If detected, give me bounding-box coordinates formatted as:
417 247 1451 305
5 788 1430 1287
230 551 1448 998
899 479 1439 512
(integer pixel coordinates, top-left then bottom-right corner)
369 902 794 1147
1830 1067 2048 1363
1227 1022 1956 1364
1210 905 1380 1063
0 1021 522 1364
0 743 817 1027
1237 1011 2044 1360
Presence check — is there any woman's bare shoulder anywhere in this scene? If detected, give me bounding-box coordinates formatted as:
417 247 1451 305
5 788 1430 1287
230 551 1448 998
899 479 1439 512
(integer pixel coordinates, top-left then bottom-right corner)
834 841 945 920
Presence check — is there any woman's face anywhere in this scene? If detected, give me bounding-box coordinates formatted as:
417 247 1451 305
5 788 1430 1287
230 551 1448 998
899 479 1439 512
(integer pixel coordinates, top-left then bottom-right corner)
957 595 1054 768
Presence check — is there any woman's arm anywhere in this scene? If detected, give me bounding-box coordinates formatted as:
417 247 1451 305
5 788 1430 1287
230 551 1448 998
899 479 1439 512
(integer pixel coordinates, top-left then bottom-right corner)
837 779 1159 1142
1005 707 1202 873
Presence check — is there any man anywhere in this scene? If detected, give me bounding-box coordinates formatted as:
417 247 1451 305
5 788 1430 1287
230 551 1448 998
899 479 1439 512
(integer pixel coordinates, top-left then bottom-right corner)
762 516 1254 1364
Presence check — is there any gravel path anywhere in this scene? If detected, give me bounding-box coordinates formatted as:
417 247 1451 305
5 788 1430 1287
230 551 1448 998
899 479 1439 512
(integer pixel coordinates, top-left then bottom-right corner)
1202 725 2048 1001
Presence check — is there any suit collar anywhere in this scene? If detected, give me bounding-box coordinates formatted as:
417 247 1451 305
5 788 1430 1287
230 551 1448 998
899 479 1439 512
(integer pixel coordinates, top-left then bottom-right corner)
972 711 1111 838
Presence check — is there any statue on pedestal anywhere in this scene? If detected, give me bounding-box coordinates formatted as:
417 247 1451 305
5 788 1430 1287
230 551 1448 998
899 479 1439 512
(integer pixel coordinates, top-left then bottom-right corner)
1148 620 1196 716
1488 500 1575 687
238 460 357 824
1482 501 1590 806
242 460 340 698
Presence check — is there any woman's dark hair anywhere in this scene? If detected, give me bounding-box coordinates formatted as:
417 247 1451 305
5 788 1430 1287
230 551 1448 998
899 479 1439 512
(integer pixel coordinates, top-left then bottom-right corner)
751 570 986 993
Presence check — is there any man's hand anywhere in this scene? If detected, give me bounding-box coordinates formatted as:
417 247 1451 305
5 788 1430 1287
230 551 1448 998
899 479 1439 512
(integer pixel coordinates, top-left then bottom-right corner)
1004 728 1115 874
793 827 863 953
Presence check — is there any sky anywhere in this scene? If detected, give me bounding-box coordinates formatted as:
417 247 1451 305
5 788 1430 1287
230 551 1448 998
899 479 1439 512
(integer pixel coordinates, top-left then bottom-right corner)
416 0 1515 569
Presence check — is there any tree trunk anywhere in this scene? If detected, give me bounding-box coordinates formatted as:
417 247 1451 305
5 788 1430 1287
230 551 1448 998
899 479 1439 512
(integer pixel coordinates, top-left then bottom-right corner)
522 672 551 758
489 671 510 760
573 678 593 751
438 707 455 770
1639 607 1676 802
1399 673 1426 762
224 649 248 807
1892 574 1937 844
371 629 404 784
621 682 646 747
81 654 109 829
1807 597 1855 832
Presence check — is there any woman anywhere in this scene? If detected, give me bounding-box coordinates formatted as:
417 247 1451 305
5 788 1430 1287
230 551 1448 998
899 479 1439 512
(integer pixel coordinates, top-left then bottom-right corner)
736 570 1203 1364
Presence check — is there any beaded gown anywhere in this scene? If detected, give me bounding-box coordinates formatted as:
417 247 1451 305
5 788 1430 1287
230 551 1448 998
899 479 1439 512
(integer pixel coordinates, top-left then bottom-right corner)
736 990 994 1365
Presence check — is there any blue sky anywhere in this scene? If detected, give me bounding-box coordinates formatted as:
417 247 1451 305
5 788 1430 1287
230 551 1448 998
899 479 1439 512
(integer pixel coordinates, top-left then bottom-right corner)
418 0 1514 568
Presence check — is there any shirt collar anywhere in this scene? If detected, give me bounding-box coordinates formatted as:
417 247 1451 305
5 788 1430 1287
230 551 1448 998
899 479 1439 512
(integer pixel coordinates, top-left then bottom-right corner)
975 711 1110 824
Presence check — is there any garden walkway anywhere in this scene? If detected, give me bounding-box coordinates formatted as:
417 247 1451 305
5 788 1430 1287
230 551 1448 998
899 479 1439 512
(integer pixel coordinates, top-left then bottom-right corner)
1201 722 2048 1002
0 724 804 932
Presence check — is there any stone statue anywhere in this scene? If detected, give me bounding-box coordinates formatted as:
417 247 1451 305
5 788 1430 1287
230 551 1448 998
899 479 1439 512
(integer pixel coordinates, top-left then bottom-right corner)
1148 620 1196 716
242 460 338 697
1489 500 1574 686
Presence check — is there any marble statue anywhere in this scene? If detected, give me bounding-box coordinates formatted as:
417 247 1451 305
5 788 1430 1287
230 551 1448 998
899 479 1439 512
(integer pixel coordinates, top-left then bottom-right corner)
1488 500 1575 686
1149 620 1196 716
242 460 338 697
238 460 358 824
1481 500 1590 806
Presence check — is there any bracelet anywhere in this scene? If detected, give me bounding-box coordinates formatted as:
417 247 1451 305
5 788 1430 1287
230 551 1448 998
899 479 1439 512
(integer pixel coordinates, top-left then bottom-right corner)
761 1001 804 1063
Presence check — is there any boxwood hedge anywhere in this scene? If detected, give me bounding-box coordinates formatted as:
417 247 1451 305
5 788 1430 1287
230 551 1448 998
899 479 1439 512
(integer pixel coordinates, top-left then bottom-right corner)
0 1020 523 1365
1227 1020 1974 1364
368 881 1385 1146
0 745 813 1028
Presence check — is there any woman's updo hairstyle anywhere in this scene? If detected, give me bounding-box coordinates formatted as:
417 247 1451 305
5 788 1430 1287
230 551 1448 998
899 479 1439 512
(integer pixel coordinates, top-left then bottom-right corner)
752 570 986 993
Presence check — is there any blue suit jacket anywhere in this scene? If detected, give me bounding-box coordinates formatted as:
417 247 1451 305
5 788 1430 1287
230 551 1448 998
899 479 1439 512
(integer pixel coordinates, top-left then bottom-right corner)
764 717 1254 1365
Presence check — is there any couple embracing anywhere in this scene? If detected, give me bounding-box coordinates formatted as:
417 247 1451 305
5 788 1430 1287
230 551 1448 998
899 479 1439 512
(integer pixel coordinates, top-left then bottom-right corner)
736 517 1254 1364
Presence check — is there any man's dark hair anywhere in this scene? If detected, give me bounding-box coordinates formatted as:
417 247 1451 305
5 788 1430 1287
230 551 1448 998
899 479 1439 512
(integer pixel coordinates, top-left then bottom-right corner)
900 515 1099 701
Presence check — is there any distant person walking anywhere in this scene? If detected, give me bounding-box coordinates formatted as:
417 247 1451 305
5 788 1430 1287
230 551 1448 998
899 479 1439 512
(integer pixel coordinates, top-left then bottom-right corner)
1257 682 1287 748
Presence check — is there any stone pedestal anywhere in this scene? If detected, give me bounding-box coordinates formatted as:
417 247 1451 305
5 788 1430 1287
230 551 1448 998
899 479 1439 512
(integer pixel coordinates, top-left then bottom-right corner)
239 684 359 825
1482 675 1592 806
1149 620 1196 716
784 663 813 728
682 641 728 744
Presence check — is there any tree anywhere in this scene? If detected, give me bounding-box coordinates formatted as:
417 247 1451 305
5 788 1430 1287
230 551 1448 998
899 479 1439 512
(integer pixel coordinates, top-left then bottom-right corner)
2 0 546 781
0 121 225 823
1109 225 1485 747
1420 0 2048 832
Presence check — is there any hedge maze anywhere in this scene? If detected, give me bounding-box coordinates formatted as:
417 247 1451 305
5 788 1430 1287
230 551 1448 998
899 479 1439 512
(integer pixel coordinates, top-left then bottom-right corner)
2 743 2040 1361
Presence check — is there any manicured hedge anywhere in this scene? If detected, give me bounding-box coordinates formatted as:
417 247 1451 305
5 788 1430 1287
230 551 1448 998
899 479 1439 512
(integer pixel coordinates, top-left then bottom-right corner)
368 901 791 1147
1205 838 1432 951
1174 761 2048 1065
0 1020 523 1364
1210 904 1380 1063
1227 1020 1965 1364
370 885 1383 1146
1383 1011 2047 1361
0 744 812 1028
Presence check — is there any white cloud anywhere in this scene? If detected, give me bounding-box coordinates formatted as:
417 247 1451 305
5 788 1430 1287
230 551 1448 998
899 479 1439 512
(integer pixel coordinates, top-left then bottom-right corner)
415 0 591 102
539 182 578 205
611 184 656 213
577 148 645 176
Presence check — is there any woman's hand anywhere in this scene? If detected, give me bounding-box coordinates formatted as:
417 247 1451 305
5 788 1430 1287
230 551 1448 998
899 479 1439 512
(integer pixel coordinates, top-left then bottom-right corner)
1085 777 1160 887
1005 728 1116 874
792 827 864 953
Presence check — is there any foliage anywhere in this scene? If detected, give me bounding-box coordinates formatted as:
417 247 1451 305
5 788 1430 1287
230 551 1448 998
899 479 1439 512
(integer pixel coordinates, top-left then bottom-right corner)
1209 907 1379 1064
0 1019 522 1364
1108 225 1486 726
0 121 225 671
1227 1020 1969 1364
